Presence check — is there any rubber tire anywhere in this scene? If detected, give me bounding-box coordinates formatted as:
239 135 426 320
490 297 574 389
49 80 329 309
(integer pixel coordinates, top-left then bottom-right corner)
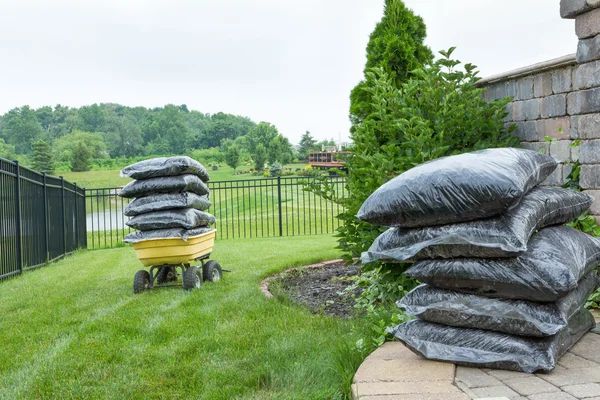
157 266 178 284
203 260 223 282
183 266 202 290
133 270 151 294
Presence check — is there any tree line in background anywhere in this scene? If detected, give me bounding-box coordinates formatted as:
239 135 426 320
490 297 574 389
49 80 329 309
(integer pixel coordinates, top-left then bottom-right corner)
0 103 335 174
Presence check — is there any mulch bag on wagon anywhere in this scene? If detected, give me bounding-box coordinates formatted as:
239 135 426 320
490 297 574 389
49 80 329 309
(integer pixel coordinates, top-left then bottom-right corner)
361 187 592 262
357 148 557 228
123 192 211 217
391 308 595 373
123 227 214 244
405 226 600 302
119 174 210 199
397 273 599 337
126 209 216 231
120 156 210 182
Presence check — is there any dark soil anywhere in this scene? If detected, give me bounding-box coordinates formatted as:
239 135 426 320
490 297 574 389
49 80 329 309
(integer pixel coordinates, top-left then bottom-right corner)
274 262 362 318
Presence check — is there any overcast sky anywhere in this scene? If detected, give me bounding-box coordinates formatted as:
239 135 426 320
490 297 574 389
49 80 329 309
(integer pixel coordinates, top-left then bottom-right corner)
0 0 577 145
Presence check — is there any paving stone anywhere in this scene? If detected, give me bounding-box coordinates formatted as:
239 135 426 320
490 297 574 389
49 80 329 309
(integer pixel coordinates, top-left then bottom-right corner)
561 0 594 18
470 385 519 399
456 367 503 389
537 365 600 386
543 94 568 118
579 140 600 163
486 370 531 381
567 87 600 114
578 34 600 63
553 68 573 94
534 73 554 97
575 61 600 90
503 376 560 396
577 7 600 39
363 341 415 361
570 333 600 362
558 352 600 369
360 394 469 400
529 392 578 400
538 117 571 141
562 383 600 398
550 140 573 162
352 383 359 399
355 381 465 396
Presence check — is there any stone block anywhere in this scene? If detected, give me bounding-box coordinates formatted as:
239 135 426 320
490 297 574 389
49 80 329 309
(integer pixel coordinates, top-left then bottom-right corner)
455 367 503 389
576 7 600 39
529 392 577 400
538 117 571 141
561 0 595 18
541 164 564 186
567 87 600 114
503 376 560 396
562 383 600 398
470 385 519 399
564 163 575 182
354 381 465 396
521 141 550 154
514 121 538 141
516 76 534 100
578 34 600 63
553 68 573 93
580 164 600 189
550 140 573 162
542 94 568 118
513 99 541 121
574 60 600 90
572 144 580 161
534 72 554 97
506 80 517 98
584 190 600 214
572 113 600 138
579 139 600 163
488 82 506 101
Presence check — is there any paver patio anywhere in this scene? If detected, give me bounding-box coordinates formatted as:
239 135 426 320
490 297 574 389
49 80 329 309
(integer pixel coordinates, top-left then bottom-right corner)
352 323 600 400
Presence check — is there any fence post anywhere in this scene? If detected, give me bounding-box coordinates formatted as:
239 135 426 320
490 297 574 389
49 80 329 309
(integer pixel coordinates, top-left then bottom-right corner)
83 188 88 249
13 160 23 275
43 172 49 264
277 176 283 237
74 182 79 249
61 176 67 256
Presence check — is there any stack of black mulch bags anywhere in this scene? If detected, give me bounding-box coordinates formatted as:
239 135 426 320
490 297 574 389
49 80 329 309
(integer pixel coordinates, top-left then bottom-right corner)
359 147 600 373
118 156 216 244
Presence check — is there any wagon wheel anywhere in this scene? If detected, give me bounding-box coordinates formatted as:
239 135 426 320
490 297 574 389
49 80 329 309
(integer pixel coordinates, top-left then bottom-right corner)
183 266 202 290
203 260 223 282
157 266 178 284
133 270 151 294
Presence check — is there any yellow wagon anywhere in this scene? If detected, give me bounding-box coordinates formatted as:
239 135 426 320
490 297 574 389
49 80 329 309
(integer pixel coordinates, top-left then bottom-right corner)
131 229 222 293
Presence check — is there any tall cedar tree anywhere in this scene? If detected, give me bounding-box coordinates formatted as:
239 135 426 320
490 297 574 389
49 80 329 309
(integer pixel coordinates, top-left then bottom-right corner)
71 142 92 172
349 0 432 133
32 140 55 174
298 131 317 161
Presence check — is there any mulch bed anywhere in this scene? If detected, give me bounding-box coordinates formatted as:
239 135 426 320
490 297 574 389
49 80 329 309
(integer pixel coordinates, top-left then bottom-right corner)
271 261 362 318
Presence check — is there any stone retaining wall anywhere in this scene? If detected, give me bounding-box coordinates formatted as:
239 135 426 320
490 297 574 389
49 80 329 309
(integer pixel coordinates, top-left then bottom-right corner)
479 0 600 225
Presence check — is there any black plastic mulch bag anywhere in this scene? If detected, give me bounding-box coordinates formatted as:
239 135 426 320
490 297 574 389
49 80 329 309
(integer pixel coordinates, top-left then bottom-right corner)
120 156 210 182
362 187 592 263
126 209 216 231
357 148 557 228
119 174 210 199
123 227 214 244
392 308 595 373
398 273 599 337
405 226 600 302
123 192 211 217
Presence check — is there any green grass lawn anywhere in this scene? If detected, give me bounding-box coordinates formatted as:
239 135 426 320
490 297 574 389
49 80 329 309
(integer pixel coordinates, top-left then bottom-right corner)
61 164 309 189
0 235 368 399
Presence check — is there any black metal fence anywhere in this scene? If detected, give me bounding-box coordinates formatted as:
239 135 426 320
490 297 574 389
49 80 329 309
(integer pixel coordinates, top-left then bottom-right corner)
0 158 86 281
86 176 346 249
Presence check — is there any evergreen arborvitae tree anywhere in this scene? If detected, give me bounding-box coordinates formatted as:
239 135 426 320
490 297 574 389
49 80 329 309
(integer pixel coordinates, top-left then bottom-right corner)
31 139 55 174
298 131 317 161
71 142 92 172
349 0 432 133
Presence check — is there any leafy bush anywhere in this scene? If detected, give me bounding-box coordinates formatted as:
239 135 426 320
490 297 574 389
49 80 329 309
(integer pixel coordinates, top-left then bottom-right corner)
309 49 518 317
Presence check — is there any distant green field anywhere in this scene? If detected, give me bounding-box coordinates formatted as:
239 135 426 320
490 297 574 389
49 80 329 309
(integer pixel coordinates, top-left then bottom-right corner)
62 163 310 189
